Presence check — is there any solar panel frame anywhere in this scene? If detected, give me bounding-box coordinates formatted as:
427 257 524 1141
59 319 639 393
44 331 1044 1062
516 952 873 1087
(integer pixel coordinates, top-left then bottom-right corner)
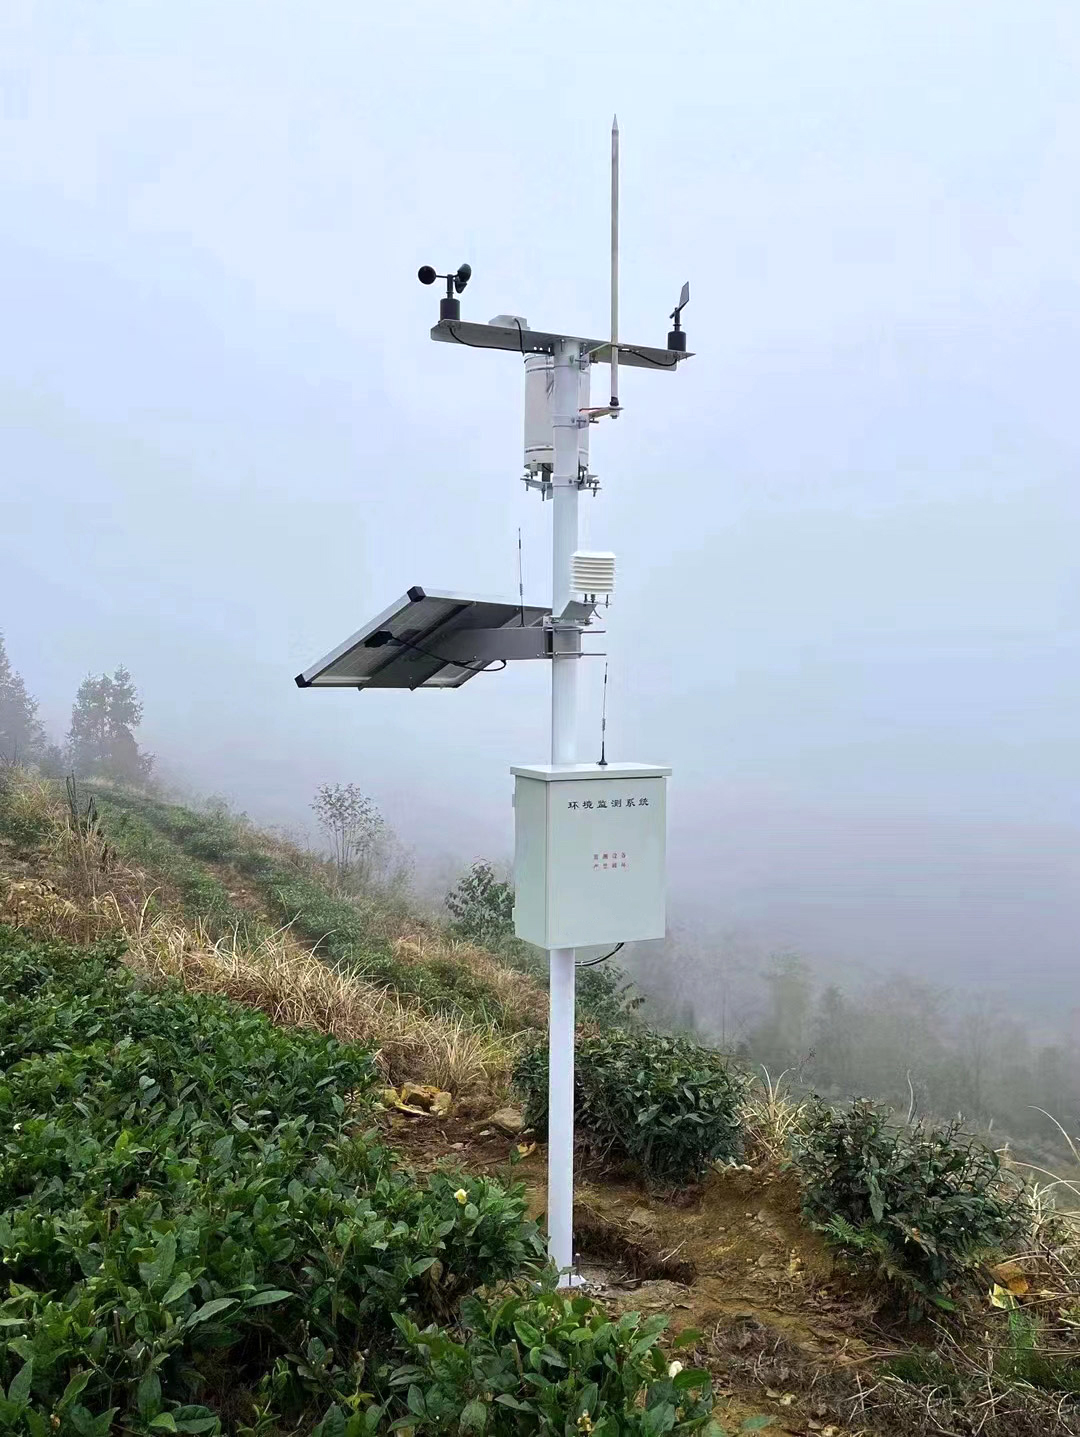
295 587 551 692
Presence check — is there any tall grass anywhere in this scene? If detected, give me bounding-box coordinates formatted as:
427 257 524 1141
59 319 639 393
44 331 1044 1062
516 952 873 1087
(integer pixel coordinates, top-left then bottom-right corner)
0 769 520 1097
119 903 519 1094
94 785 549 1028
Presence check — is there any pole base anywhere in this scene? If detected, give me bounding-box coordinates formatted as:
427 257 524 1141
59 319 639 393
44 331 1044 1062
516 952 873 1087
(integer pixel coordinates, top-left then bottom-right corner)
554 1269 588 1291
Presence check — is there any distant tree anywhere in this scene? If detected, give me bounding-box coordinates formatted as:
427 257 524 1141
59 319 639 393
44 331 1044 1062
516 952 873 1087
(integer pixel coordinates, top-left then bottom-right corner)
0 633 46 765
955 993 1003 1118
311 782 386 888
753 954 813 1071
1034 1044 1076 1129
38 744 67 780
857 975 949 1106
67 665 153 782
811 984 854 1093
446 860 514 946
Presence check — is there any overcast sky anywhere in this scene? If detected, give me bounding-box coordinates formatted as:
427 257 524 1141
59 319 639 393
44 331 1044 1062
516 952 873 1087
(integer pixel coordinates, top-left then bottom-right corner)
2 2 1078 1009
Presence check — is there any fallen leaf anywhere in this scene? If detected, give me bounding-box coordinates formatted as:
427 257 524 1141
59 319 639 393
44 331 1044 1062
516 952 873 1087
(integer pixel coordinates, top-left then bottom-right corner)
398 1083 453 1117
516 1142 537 1158
989 1261 1029 1297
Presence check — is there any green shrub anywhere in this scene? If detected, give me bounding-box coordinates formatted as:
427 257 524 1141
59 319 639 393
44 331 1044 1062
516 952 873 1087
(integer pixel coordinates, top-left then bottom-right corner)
0 928 545 1434
790 1098 1023 1315
515 1030 746 1185
574 959 644 1027
317 1282 721 1435
445 860 514 945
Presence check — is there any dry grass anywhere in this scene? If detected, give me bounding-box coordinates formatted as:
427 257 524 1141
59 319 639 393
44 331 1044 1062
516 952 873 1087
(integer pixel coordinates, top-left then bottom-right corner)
739 1065 815 1165
0 768 519 1098
1002 1110 1080 1320
2 769 58 830
391 931 548 1030
105 901 520 1096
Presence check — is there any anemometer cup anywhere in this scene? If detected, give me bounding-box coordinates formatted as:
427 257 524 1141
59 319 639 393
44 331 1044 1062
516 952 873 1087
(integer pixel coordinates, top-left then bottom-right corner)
420 262 472 323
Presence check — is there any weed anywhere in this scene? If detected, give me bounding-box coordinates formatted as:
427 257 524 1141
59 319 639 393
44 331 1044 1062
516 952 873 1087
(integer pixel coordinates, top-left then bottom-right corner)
95 787 530 1028
740 1066 814 1165
96 798 257 941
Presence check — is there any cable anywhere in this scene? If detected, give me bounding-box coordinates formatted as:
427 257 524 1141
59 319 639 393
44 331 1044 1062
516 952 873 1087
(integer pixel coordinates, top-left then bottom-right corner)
622 347 679 369
448 319 530 355
384 634 507 675
445 322 491 349
597 661 608 767
576 942 624 969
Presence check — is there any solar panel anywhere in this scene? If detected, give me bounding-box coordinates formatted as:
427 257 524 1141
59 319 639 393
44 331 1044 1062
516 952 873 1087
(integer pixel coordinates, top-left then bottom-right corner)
295 587 551 692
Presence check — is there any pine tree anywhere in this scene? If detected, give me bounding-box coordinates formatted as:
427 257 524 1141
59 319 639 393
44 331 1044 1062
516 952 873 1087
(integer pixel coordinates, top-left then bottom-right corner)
67 666 153 782
0 632 46 764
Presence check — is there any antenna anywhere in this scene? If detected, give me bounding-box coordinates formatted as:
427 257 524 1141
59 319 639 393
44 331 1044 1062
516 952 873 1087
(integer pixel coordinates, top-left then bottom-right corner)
610 115 620 412
517 527 525 626
598 661 609 767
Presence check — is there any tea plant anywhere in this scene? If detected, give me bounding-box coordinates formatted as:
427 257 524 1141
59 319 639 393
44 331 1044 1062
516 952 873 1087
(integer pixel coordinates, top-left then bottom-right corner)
516 1029 746 1184
790 1098 1024 1315
0 928 545 1433
317 1281 725 1435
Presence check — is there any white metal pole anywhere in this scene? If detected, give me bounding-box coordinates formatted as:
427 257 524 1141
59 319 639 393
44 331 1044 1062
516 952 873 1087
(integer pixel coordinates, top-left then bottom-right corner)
548 336 582 1281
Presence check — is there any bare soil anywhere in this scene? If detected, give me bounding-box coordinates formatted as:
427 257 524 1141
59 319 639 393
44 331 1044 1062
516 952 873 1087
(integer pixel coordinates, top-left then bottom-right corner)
382 1105 1080 1437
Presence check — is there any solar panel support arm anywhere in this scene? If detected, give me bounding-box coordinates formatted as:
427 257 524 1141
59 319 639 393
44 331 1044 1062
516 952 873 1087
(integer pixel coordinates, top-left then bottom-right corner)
434 627 550 663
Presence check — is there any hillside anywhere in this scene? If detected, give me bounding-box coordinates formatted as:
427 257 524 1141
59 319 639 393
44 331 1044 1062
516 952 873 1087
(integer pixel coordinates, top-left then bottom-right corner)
4 768 1080 1435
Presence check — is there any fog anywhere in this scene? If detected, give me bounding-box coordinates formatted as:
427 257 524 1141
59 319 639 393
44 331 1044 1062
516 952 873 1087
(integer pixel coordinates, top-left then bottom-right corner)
3 3 1078 1022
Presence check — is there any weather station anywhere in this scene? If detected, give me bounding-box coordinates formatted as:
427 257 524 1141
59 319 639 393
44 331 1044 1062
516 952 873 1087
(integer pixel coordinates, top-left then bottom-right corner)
297 119 693 1283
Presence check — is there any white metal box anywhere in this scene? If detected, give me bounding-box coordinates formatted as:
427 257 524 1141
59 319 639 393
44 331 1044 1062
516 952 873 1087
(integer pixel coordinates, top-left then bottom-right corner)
511 762 670 949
